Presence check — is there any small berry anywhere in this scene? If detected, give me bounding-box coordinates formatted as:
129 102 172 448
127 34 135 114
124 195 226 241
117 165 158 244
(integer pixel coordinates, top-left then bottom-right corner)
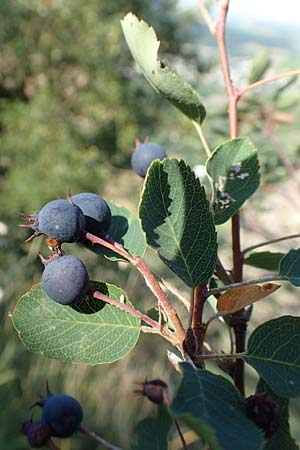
42 254 89 305
42 394 83 438
245 393 280 438
134 379 169 404
20 199 86 243
131 142 167 177
71 192 111 236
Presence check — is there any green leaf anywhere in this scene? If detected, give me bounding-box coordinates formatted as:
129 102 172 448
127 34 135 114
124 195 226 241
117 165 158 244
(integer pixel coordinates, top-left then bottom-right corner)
132 404 173 450
170 363 264 450
256 379 299 450
121 13 206 124
206 138 260 225
139 158 217 287
11 282 140 365
248 50 271 84
279 249 300 286
244 316 300 397
84 201 146 261
244 252 285 271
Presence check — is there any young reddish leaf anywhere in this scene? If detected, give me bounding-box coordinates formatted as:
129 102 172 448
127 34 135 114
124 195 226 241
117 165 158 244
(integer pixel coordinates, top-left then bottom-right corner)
217 283 280 314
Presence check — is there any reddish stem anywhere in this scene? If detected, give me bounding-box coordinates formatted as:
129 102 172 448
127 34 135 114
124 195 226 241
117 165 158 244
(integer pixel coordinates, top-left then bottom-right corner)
85 232 185 348
191 285 208 355
207 0 246 396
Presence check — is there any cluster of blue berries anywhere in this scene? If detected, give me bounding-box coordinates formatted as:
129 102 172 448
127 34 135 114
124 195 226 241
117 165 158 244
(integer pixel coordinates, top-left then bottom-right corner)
20 140 167 305
22 384 83 448
21 192 111 305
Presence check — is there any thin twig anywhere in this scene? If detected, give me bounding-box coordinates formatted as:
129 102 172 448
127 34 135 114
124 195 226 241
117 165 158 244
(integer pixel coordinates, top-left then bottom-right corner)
192 120 212 157
206 274 281 296
91 290 158 328
175 419 189 450
195 352 245 362
242 233 300 255
79 426 122 450
159 279 190 309
197 0 216 35
85 232 186 347
238 69 300 99
92 290 177 345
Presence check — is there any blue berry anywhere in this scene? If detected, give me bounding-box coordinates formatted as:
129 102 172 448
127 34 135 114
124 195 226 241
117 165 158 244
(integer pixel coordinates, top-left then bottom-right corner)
131 142 167 177
42 394 83 438
42 255 89 305
71 193 111 236
21 199 86 243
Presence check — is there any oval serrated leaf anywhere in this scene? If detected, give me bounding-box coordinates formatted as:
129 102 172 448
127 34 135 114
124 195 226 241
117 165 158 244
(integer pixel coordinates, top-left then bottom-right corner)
244 316 300 397
11 282 140 365
244 251 285 272
170 363 264 450
279 249 300 286
139 158 217 287
121 13 206 124
206 138 260 225
217 283 280 314
84 201 146 261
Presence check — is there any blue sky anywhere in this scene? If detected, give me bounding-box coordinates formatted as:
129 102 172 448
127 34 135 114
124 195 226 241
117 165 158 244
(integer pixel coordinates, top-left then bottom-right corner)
180 0 300 26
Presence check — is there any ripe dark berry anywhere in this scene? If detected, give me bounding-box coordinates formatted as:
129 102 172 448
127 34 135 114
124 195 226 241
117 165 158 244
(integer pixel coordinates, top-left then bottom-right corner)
71 192 111 236
42 255 89 305
42 394 83 438
131 142 167 177
20 199 86 243
245 393 280 438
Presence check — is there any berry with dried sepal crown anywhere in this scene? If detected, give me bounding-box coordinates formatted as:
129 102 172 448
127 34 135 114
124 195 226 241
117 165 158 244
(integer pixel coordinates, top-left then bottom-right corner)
34 383 83 439
20 199 85 243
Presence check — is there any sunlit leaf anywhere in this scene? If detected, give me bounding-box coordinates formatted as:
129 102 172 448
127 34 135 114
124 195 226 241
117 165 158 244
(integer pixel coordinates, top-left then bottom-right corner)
121 13 206 124
206 138 260 225
11 282 140 365
140 158 217 287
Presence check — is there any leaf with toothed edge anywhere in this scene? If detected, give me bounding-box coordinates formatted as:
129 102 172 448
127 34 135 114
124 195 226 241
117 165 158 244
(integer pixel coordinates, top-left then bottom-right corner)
170 363 265 450
206 137 260 225
121 13 206 124
11 282 140 365
139 158 217 287
244 316 300 397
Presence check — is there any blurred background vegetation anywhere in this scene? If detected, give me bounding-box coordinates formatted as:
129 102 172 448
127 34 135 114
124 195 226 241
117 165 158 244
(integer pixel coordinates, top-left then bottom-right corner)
1 0 300 448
